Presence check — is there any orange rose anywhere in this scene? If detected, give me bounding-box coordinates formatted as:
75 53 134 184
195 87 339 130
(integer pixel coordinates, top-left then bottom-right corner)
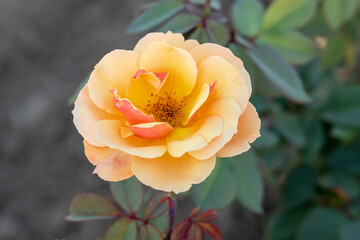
73 32 260 193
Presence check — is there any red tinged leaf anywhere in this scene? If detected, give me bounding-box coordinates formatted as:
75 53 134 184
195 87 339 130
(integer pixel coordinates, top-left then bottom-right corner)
66 192 120 222
188 224 204 240
189 207 200 219
140 223 165 240
194 209 217 223
102 218 137 240
170 219 191 240
198 222 222 240
144 193 168 219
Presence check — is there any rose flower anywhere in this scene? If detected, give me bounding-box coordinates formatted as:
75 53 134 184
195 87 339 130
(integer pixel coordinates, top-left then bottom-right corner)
73 32 260 194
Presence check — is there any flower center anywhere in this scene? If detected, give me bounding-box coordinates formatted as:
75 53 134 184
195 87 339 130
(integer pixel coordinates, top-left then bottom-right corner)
144 92 185 127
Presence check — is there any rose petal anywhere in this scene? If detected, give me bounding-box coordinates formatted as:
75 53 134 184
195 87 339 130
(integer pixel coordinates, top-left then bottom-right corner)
191 43 252 96
183 39 200 52
139 40 197 100
129 122 173 139
132 153 216 194
73 85 117 147
216 103 261 157
84 140 133 181
111 89 155 125
96 120 167 158
189 98 241 159
182 83 210 125
134 31 185 54
168 116 223 157
88 50 139 113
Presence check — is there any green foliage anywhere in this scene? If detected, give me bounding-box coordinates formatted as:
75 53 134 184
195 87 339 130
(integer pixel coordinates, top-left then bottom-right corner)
66 192 120 221
296 207 346 240
263 0 319 30
103 218 137 240
230 151 264 213
340 221 360 240
127 0 184 33
191 160 237 210
159 14 200 33
246 45 311 103
231 0 264 37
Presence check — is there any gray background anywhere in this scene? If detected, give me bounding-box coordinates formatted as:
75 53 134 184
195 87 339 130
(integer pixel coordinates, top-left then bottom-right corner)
0 0 273 239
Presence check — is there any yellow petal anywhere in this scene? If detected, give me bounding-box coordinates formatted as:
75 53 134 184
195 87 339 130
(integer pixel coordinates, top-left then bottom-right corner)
84 140 133 181
72 85 117 147
216 103 261 157
139 40 197 99
189 98 241 159
182 83 210 125
167 116 223 157
125 71 167 108
190 43 252 96
88 50 139 113
96 120 167 158
132 153 216 194
134 31 185 54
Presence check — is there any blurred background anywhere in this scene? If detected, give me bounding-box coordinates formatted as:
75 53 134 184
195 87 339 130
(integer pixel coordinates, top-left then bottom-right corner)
1 0 359 239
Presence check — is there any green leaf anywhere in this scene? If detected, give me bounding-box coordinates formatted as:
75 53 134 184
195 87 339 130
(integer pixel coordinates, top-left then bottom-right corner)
110 177 144 214
257 29 316 65
140 224 164 240
319 170 360 199
326 147 360 174
207 20 230 45
274 111 306 147
66 193 120 221
127 0 184 33
189 27 209 44
191 160 237 210
283 165 317 207
143 193 168 219
263 0 318 30
230 150 264 213
340 221 360 240
246 45 311 103
322 33 345 68
266 205 313 240
321 86 360 127
323 0 357 30
231 0 264 37
102 218 137 240
159 14 200 33
253 127 279 150
189 0 222 10
296 207 346 240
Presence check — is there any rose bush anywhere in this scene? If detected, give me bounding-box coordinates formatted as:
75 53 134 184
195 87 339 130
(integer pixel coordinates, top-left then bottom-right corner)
72 31 260 193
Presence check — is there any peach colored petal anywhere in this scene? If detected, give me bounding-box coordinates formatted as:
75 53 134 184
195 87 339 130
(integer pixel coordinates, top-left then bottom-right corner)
167 116 223 157
96 120 167 158
190 43 252 96
111 89 155 125
183 39 200 52
72 85 117 147
88 50 139 113
132 153 216 194
84 140 133 181
181 83 210 125
139 40 197 99
189 98 241 159
134 32 185 54
194 56 249 112
216 103 261 157
129 122 173 139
